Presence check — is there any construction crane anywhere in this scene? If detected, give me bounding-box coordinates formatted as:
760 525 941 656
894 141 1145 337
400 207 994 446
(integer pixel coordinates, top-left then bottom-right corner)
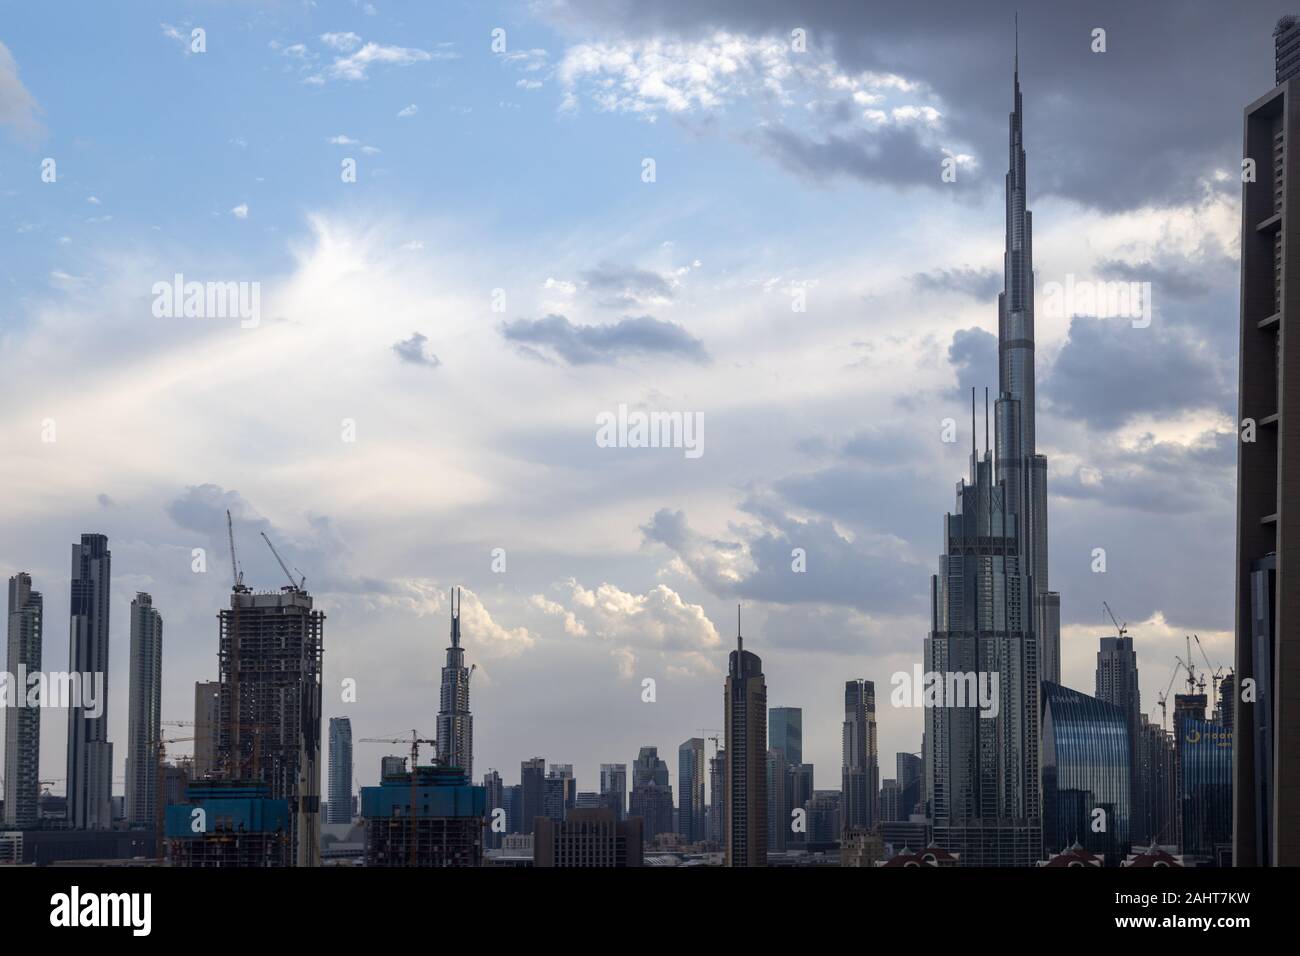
226 510 246 592
1192 634 1227 706
696 729 724 759
359 731 438 866
1177 636 1206 697
1156 660 1183 730
153 734 195 864
260 531 303 591
1103 602 1128 640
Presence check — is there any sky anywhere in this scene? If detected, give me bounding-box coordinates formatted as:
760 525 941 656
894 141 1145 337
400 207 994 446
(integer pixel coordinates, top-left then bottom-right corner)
0 0 1276 808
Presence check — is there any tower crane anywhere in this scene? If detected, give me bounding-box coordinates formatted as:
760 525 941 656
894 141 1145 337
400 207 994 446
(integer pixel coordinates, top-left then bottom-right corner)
260 531 303 591
1191 634 1227 706
1102 602 1128 639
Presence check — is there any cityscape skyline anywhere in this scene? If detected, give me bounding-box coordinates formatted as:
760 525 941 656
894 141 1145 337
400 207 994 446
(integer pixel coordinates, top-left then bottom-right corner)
0 1 1276 872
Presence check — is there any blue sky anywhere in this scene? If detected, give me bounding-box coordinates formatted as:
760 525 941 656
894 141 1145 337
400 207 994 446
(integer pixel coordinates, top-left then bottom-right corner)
0 0 1266 803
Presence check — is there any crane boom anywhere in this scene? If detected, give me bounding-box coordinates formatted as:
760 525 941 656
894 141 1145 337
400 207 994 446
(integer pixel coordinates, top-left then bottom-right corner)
1102 601 1127 639
260 531 302 590
226 510 244 590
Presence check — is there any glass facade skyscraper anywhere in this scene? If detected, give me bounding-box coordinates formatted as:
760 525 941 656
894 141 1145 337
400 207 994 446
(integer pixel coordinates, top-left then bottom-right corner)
1040 682 1130 865
327 717 353 824
1179 716 1233 861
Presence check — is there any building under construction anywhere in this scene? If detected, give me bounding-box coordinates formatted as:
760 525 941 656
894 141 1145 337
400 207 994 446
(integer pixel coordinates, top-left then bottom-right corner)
215 586 324 867
164 781 290 867
361 764 485 867
209 516 324 867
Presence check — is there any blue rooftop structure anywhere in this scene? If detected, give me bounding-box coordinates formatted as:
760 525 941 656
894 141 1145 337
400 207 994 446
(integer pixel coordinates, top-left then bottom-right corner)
164 781 291 839
361 765 486 819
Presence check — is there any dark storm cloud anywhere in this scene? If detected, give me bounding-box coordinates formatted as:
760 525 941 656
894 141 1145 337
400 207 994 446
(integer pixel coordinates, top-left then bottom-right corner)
913 266 1001 301
545 0 1291 211
1095 258 1212 299
500 313 709 365
1041 315 1232 430
640 496 928 615
750 123 949 191
1052 429 1234 515
947 326 998 398
580 262 675 308
392 331 441 368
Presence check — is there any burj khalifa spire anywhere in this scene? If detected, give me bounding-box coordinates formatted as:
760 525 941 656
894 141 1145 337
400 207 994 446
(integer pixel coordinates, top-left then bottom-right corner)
995 23 1060 686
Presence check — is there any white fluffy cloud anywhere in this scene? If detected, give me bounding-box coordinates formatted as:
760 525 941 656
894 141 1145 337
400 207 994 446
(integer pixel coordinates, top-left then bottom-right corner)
533 578 722 676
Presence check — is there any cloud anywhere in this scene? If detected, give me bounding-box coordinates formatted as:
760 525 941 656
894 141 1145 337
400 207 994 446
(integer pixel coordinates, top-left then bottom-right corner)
542 0 1267 211
320 32 363 52
1052 428 1234 515
1095 257 1211 299
752 123 963 191
328 42 436 81
532 578 721 676
580 262 676 308
1042 315 1232 430
913 266 1000 301
328 134 359 145
947 326 997 397
500 313 708 365
392 331 441 368
640 501 927 615
397 103 418 117
0 40 41 139
230 203 249 219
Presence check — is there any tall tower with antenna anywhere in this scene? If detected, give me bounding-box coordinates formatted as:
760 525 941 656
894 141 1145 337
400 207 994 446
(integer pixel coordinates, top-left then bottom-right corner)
995 16 1061 688
436 587 474 779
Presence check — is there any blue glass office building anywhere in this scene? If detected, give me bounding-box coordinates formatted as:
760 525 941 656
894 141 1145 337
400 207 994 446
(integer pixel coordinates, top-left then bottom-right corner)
1179 717 1232 861
1041 682 1131 865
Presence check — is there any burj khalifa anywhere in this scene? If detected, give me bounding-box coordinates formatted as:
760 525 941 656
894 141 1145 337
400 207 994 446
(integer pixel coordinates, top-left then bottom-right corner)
995 40 1060 690
923 34 1053 866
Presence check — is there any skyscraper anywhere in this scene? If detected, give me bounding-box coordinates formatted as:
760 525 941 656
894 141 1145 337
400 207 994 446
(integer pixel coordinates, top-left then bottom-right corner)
724 610 766 867
217 584 324 867
678 737 705 843
600 762 627 820
543 763 576 823
1040 682 1131 866
482 769 504 849
630 746 673 839
842 680 878 832
708 748 725 845
993 35 1059 687
66 533 113 830
1235 16 1300 867
1096 633 1144 843
768 748 792 852
193 681 220 777
923 44 1044 866
925 399 1042 866
520 757 546 834
125 592 163 828
327 717 353 824
896 752 923 820
769 707 802 766
4 573 43 829
436 587 473 779
769 705 803 848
